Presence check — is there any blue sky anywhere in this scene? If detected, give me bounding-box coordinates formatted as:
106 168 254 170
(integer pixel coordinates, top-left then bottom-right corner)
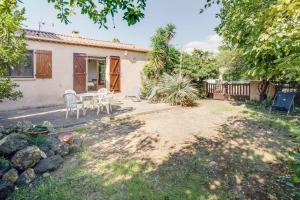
21 0 222 52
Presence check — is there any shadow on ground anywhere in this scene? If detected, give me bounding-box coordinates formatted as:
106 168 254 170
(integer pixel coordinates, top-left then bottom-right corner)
81 118 145 160
0 104 135 129
12 110 299 200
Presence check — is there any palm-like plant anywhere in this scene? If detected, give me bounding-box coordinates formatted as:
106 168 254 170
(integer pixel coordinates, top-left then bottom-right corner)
164 24 176 44
148 24 177 78
158 73 198 106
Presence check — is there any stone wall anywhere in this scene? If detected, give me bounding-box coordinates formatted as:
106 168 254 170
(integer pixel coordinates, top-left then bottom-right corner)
249 81 276 100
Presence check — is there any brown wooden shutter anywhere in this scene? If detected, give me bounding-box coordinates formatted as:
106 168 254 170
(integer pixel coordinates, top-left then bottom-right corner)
73 53 87 93
109 56 121 92
35 50 52 79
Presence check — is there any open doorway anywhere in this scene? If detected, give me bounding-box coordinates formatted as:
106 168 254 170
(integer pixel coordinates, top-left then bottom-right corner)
87 56 106 91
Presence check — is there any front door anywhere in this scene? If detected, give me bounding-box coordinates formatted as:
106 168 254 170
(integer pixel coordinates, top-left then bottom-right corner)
73 53 87 93
109 56 121 92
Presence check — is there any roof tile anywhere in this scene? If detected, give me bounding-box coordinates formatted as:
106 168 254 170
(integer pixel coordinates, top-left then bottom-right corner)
23 29 149 53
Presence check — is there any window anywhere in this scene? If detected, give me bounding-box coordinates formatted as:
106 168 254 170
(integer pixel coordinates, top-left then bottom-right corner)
98 59 106 86
8 50 34 78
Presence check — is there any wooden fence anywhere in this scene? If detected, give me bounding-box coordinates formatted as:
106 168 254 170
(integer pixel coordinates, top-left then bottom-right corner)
206 82 251 101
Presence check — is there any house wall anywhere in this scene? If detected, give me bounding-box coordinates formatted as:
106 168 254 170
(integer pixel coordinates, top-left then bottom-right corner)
0 40 148 111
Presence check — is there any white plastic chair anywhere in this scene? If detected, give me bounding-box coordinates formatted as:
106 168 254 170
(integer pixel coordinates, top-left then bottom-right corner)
97 88 109 95
127 86 141 102
146 86 159 100
63 90 86 119
96 92 113 115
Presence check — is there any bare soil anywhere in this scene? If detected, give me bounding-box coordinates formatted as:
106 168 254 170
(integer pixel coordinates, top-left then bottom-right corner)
57 100 299 199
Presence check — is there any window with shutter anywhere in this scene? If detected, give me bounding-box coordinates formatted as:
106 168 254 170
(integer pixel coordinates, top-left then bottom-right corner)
8 50 34 78
35 50 52 79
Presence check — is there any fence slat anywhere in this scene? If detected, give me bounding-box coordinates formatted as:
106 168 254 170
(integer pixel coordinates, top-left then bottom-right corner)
206 82 250 101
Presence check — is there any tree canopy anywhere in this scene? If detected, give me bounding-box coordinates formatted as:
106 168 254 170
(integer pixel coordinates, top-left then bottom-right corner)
0 0 25 102
178 49 219 81
215 47 247 81
142 24 218 97
48 0 147 28
204 0 300 82
143 24 218 81
143 24 178 79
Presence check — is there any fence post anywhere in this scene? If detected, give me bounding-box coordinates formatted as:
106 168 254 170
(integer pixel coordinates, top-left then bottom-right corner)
224 82 228 100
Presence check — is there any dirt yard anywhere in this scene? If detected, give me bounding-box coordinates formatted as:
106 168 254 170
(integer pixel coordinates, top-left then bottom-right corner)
13 100 300 200
82 100 243 164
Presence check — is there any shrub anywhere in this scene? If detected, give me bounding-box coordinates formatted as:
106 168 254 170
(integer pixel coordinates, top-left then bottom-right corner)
141 78 158 97
196 81 207 99
246 98 273 108
261 98 273 108
158 73 198 106
28 135 48 146
289 151 300 185
245 99 260 107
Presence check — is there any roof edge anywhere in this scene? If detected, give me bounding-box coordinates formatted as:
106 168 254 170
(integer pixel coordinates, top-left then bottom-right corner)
24 29 150 53
26 36 149 53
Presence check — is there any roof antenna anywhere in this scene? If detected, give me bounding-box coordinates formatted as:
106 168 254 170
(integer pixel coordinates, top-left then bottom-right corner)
38 19 46 31
39 19 54 31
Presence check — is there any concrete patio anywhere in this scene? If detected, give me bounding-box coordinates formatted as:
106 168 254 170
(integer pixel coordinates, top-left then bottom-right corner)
0 98 173 129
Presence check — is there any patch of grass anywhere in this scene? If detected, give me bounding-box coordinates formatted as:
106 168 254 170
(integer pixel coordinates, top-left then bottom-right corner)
0 155 9 162
113 117 132 126
243 108 300 138
12 103 300 200
13 176 82 200
79 149 93 161
28 135 48 146
73 127 90 134
100 122 110 129
246 98 273 109
209 102 244 114
13 152 236 200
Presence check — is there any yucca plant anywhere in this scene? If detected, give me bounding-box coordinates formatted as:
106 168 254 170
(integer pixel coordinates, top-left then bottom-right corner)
158 73 198 106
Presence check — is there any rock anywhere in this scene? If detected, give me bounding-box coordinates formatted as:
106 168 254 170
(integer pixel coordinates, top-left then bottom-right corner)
34 155 63 174
40 150 47 159
16 121 33 133
45 137 61 152
58 132 74 144
38 142 51 156
47 150 55 157
58 143 70 156
17 168 36 186
42 172 50 177
0 160 10 178
0 180 14 200
2 168 18 184
0 133 29 155
73 137 82 146
43 137 69 156
11 146 41 171
42 121 55 133
2 126 17 135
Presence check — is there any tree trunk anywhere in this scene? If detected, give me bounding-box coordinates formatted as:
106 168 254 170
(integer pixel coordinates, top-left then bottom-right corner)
258 79 270 101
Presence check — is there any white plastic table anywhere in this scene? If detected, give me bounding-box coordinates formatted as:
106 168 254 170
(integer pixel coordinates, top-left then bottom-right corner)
77 92 107 109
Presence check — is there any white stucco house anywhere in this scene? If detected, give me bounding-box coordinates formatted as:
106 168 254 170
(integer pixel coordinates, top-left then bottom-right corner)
0 29 149 111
